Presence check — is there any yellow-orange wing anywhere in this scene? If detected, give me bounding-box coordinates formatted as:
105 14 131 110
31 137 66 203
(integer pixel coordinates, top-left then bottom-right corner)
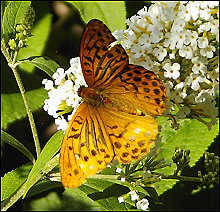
97 107 158 164
60 102 114 188
80 19 129 87
60 103 158 188
104 64 167 116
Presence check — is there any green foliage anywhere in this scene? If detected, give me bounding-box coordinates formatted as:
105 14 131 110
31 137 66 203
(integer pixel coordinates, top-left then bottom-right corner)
1 1 219 211
160 118 219 168
1 130 35 162
156 118 219 195
1 163 33 202
80 180 131 211
70 1 127 31
1 87 48 128
2 1 31 42
17 7 52 73
61 189 101 211
24 130 63 197
25 191 62 211
20 56 60 77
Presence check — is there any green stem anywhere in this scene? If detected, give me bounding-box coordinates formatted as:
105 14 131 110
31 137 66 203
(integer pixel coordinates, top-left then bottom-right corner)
162 174 213 183
130 159 142 173
125 164 130 175
1 39 42 159
87 174 120 180
11 64 41 158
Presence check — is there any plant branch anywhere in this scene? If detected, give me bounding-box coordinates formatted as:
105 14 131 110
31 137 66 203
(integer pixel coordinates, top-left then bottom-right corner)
161 174 219 183
2 37 42 159
10 64 41 158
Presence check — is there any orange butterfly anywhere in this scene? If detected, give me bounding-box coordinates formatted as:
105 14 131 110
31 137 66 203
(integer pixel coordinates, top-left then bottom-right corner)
60 19 167 188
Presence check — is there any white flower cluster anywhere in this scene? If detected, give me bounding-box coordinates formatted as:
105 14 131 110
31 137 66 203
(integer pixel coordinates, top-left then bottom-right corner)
42 57 86 131
113 1 219 129
118 190 149 211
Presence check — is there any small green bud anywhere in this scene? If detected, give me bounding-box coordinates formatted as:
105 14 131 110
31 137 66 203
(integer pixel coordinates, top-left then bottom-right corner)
16 32 23 40
8 39 17 50
23 30 27 37
18 40 24 48
204 174 208 180
208 172 214 178
17 24 25 32
16 25 22 32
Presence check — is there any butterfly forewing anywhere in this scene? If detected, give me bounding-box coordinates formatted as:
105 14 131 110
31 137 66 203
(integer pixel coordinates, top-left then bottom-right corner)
80 19 129 87
104 64 167 116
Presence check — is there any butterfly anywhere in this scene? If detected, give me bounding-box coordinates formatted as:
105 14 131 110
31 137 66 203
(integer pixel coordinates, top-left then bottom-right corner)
60 19 167 188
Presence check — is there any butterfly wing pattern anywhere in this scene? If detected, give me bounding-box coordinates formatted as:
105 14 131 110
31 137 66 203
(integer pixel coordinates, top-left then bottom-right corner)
60 19 167 188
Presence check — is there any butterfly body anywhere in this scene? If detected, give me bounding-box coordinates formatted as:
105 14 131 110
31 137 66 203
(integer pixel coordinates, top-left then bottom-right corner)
78 86 112 107
60 19 167 188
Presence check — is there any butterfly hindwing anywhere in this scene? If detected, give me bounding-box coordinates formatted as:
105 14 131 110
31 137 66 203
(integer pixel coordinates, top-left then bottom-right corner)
97 107 158 164
60 102 114 188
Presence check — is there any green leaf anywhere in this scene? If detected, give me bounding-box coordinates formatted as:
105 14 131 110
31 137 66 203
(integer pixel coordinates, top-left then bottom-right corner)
70 1 127 31
1 163 33 202
156 118 219 195
17 2 52 73
25 180 61 199
24 130 63 197
25 191 62 211
1 87 48 128
20 56 60 77
79 179 130 210
136 186 159 202
2 1 31 42
1 130 35 163
62 188 101 211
